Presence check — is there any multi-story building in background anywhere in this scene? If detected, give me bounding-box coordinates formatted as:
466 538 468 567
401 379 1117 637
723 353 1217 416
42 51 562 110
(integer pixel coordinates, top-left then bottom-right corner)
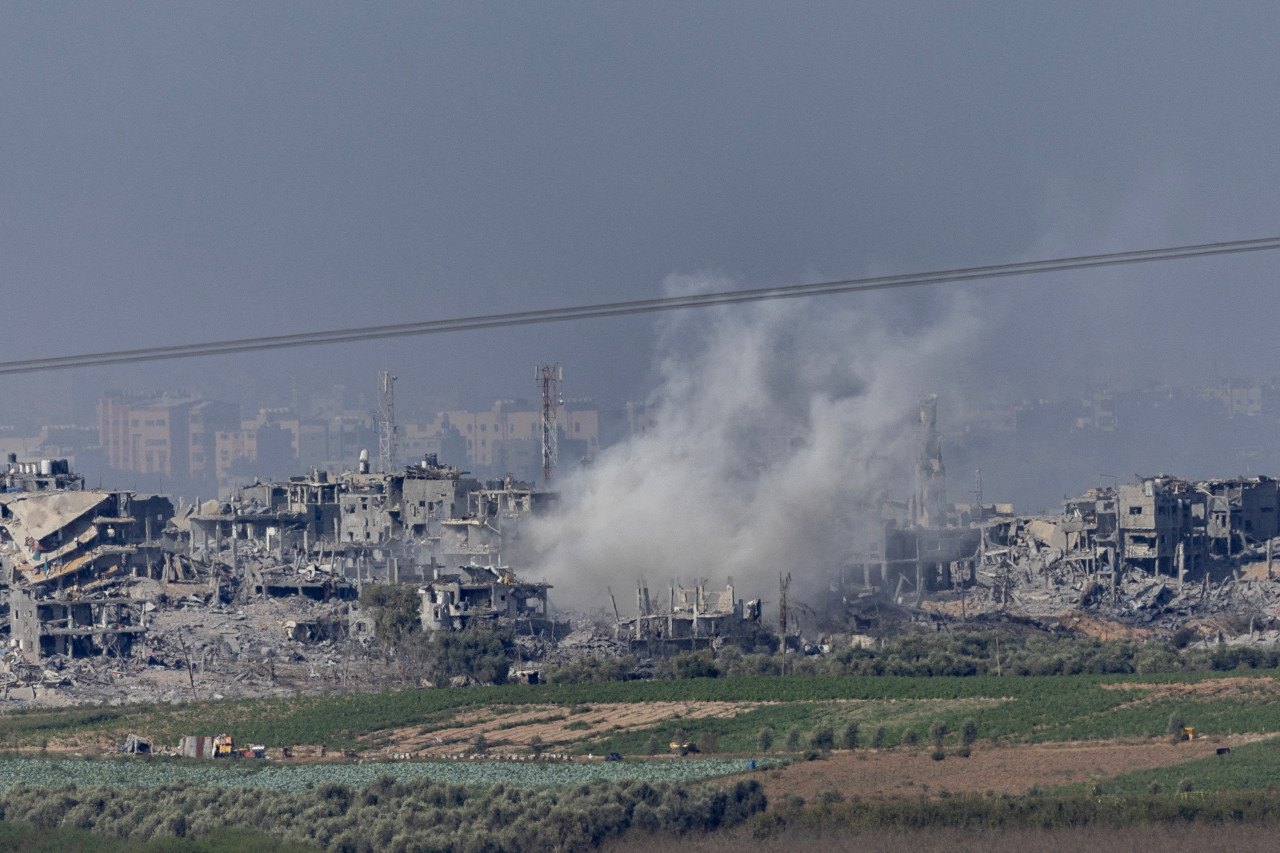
413 399 599 479
98 392 240 480
92 390 601 494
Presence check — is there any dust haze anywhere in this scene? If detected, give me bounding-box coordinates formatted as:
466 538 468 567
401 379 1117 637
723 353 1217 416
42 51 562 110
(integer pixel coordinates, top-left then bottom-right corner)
521 275 981 609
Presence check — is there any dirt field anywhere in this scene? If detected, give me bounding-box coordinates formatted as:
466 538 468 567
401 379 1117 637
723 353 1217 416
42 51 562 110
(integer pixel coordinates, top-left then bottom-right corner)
604 823 1280 853
749 735 1258 803
382 697 1008 756
385 701 750 755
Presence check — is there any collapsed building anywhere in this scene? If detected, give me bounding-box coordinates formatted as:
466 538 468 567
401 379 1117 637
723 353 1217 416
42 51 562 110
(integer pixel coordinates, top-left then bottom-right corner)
0 446 564 679
418 564 562 635
12 384 1280 702
618 581 763 652
832 397 1280 640
0 456 170 662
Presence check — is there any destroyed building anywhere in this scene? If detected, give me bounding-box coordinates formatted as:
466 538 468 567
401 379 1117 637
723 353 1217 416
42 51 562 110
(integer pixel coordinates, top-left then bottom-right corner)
10 587 145 661
0 457 171 662
822 398 1280 644
419 563 561 635
620 581 763 651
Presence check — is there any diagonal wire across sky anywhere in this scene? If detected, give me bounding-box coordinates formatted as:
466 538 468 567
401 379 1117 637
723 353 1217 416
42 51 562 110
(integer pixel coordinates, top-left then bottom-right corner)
3 235 1279 377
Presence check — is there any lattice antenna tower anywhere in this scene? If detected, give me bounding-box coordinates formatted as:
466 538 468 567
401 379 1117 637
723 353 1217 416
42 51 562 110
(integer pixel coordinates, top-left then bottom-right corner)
377 369 397 474
537 364 562 486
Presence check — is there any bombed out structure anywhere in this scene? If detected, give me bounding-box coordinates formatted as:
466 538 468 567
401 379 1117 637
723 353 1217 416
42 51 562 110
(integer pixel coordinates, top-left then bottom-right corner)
828 397 1280 638
7 383 1280 682
0 455 168 661
0 448 566 665
618 581 763 652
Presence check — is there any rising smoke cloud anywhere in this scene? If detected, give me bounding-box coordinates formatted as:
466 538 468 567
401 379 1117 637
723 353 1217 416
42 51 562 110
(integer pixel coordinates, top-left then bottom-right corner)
521 274 981 613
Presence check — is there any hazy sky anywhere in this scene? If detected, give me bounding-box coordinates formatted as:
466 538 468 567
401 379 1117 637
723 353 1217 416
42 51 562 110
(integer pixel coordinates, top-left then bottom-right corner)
3 2 1279 418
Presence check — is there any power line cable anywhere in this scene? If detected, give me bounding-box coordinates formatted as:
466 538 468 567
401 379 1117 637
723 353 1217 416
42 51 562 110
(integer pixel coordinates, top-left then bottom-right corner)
3 235 1278 377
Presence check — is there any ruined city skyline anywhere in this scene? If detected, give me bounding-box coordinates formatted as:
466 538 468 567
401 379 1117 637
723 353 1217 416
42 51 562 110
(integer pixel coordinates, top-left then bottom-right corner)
4 5 1280 615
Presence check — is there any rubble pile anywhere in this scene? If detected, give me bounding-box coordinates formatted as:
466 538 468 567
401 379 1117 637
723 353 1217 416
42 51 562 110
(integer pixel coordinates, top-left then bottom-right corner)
0 573 398 708
8 422 1280 711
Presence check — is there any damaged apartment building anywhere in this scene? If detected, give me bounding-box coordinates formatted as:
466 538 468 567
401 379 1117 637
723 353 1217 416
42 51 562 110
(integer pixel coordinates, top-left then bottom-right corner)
848 396 1280 634
418 564 561 635
419 475 565 636
0 445 563 664
186 453 565 635
0 456 171 661
618 581 763 652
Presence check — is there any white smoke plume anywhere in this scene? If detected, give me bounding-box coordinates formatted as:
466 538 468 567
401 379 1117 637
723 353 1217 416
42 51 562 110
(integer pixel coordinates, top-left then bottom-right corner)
521 274 980 613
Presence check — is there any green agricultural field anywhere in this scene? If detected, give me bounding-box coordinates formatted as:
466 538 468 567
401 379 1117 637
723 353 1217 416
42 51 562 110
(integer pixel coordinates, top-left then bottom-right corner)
0 756 771 791
3 669 1280 852
2 669 1280 756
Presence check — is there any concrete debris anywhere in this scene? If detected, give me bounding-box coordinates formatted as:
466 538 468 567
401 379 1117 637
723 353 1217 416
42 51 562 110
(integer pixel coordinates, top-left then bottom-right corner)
118 733 151 754
826 401 1280 648
619 581 763 652
0 455 581 707
6 401 1280 712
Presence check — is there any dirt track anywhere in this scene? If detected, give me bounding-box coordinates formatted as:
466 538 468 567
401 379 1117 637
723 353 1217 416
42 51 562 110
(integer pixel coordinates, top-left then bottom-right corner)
752 735 1261 802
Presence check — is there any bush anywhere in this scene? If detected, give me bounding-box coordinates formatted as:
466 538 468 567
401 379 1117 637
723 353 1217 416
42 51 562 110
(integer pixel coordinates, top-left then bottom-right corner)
961 719 978 747
870 727 885 749
672 650 720 679
931 746 946 761
410 627 513 686
929 721 948 748
645 734 661 755
840 721 859 751
784 726 802 752
697 732 718 754
757 727 774 752
359 584 422 656
816 786 843 805
810 725 835 752
903 729 919 747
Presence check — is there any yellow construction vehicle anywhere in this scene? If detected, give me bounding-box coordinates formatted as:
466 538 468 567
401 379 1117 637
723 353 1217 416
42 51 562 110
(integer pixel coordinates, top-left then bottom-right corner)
213 733 235 757
1179 726 1198 741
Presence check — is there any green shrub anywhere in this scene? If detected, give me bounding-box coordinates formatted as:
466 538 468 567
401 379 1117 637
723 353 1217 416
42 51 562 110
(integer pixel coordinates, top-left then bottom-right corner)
840 721 859 750
757 727 774 752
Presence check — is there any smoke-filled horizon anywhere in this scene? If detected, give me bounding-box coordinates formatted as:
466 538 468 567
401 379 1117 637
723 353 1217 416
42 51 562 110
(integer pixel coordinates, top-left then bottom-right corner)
519 274 981 611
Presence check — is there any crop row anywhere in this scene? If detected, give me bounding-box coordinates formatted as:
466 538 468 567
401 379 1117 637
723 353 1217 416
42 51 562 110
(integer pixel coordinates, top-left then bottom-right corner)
0 756 769 792
2 669 1277 753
